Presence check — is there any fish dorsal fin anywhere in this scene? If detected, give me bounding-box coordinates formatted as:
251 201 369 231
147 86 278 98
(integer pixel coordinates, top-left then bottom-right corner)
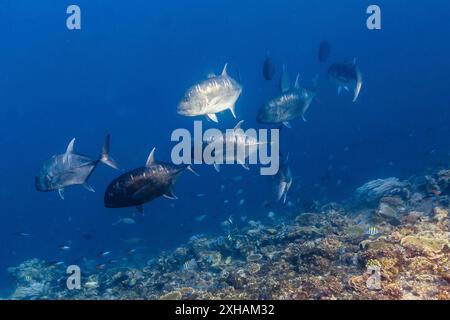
234 120 244 131
294 74 301 89
221 63 228 76
146 148 155 167
66 138 76 154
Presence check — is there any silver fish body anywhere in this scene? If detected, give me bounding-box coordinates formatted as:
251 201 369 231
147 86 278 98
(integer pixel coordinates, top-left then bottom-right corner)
177 64 242 123
257 86 315 125
35 135 118 198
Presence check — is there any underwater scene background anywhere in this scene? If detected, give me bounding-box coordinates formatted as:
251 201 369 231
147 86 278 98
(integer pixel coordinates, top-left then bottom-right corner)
0 0 450 299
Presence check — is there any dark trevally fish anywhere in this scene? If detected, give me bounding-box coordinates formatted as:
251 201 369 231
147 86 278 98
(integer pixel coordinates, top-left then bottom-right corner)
177 63 242 123
35 135 119 199
257 73 316 128
318 41 331 63
262 54 276 80
328 59 362 102
104 148 198 214
275 154 293 204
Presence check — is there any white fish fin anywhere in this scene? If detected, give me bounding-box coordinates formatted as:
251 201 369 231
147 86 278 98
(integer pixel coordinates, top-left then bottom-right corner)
63 138 76 164
112 217 122 226
221 63 228 76
82 182 95 193
234 120 244 130
206 113 218 123
100 134 119 170
163 189 178 200
353 81 362 102
146 148 155 167
186 165 199 176
229 104 237 118
277 182 287 200
213 163 221 172
283 192 288 204
237 160 249 170
282 121 292 128
58 188 65 200
66 138 75 154
338 86 343 95
294 74 301 89
302 114 307 122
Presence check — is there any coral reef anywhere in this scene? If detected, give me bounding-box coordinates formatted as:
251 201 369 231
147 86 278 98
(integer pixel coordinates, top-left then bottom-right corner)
7 169 450 300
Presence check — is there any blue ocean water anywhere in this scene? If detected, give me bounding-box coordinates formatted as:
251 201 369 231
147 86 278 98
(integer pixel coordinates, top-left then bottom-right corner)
0 0 449 296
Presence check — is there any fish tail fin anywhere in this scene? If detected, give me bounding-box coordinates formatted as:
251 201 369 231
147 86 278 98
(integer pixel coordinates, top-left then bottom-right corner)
186 165 199 177
100 134 119 170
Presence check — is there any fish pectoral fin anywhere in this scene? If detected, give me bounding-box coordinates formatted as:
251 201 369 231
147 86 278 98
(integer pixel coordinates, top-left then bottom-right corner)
238 161 250 170
344 86 350 92
282 121 292 128
186 165 199 177
213 163 221 172
132 184 153 201
229 104 237 118
163 189 178 200
302 114 307 122
233 120 244 130
58 188 65 200
206 113 218 123
82 182 95 193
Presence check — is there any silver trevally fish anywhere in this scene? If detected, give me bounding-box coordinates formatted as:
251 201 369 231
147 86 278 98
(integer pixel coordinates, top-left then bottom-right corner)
328 58 362 102
35 135 119 199
177 63 242 123
257 73 316 128
203 120 264 172
275 154 293 204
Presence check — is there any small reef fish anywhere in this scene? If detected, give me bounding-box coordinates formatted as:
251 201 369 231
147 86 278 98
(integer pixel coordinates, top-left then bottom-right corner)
366 226 379 236
195 214 207 222
59 245 71 251
275 154 293 204
97 251 111 258
177 63 242 123
96 263 106 270
112 217 136 226
13 232 31 237
35 134 119 200
183 258 198 271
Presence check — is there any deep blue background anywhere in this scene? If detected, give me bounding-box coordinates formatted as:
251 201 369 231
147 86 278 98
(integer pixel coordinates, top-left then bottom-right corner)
0 0 449 296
